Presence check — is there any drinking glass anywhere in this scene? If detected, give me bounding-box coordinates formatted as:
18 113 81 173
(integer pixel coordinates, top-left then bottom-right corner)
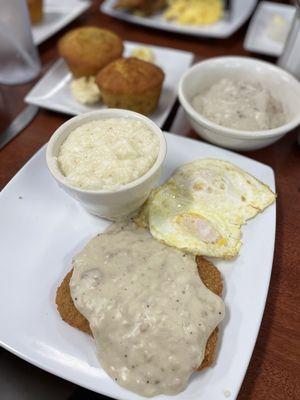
278 0 300 80
0 0 41 85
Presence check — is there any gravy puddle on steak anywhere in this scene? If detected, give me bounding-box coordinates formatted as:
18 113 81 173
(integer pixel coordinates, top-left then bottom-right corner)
70 221 225 397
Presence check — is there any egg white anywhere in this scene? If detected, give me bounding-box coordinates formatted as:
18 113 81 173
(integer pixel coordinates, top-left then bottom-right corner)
137 159 275 258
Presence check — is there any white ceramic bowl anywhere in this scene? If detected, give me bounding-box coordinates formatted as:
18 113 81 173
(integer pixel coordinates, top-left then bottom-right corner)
178 56 300 151
46 109 167 220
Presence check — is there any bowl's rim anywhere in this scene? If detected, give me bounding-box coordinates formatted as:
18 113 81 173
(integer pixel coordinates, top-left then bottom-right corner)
178 56 300 140
46 109 167 195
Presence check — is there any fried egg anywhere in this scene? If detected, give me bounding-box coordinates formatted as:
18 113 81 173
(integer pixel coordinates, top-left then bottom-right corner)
137 159 275 258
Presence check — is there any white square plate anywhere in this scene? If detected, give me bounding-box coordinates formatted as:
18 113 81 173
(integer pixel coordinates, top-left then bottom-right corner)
0 133 276 400
101 0 257 39
32 0 91 46
244 1 295 57
25 42 193 128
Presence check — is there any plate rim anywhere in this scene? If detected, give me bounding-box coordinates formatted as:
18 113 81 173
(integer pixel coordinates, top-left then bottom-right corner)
32 0 91 45
100 0 258 38
0 132 276 400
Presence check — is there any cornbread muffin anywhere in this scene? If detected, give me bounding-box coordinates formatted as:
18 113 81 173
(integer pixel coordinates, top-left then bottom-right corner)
96 57 165 115
58 27 124 78
27 0 43 24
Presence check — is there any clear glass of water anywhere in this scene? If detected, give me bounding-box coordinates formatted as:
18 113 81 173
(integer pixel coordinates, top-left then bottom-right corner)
278 0 300 80
0 0 41 85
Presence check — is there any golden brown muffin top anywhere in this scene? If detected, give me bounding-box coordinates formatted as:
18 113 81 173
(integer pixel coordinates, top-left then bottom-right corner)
96 57 165 94
58 27 123 59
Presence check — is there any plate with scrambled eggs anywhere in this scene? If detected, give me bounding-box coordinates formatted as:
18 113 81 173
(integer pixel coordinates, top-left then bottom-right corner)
101 0 257 38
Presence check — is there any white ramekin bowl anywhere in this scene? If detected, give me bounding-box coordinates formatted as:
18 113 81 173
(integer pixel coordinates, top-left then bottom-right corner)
46 109 167 220
178 56 300 151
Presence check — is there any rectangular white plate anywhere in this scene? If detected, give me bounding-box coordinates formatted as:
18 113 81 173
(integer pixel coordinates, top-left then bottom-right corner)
25 42 193 128
101 0 257 39
244 1 295 57
0 133 275 400
32 0 91 46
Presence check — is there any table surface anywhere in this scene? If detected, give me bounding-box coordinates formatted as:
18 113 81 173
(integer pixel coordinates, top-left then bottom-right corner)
0 1 299 399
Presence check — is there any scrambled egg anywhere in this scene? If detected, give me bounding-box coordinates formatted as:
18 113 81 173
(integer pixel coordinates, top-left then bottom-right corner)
136 159 276 258
164 0 223 25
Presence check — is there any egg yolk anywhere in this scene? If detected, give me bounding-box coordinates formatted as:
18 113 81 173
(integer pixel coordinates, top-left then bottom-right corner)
175 213 221 243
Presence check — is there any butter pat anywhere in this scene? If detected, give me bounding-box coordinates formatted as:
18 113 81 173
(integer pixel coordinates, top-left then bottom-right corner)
131 47 155 63
266 13 290 44
71 76 101 105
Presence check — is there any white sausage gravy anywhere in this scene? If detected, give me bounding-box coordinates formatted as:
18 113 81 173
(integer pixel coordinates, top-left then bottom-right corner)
192 78 286 131
70 221 225 397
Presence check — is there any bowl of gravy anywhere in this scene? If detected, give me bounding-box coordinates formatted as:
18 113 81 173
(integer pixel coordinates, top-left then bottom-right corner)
179 56 300 151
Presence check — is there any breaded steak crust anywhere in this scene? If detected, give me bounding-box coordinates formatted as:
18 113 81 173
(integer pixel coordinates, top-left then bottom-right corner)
56 256 222 370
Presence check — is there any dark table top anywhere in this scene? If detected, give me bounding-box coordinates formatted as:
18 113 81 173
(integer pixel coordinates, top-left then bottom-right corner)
0 1 299 399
